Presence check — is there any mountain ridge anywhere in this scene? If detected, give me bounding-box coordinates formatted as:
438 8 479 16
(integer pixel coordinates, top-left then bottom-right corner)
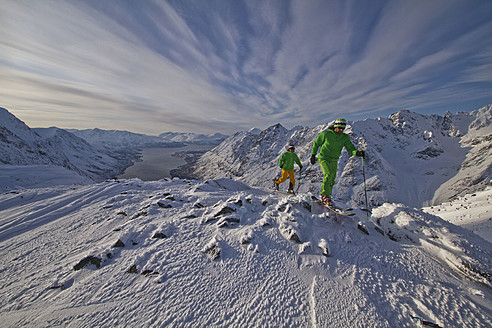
193 105 492 208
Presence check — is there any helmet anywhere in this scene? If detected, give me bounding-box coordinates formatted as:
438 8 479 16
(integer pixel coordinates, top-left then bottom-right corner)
332 118 347 129
286 144 295 151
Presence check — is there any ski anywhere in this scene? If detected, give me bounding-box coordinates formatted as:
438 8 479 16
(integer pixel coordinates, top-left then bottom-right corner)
335 206 354 212
311 195 353 211
271 188 296 196
311 196 355 216
357 223 369 235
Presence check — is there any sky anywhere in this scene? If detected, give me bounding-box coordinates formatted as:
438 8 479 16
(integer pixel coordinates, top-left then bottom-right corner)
1 0 492 135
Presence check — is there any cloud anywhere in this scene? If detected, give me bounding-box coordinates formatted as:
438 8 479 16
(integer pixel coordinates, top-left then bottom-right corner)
1 0 491 134
272 0 492 120
1 0 249 133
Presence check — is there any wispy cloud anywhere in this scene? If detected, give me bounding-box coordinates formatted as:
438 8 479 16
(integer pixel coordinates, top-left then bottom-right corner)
1 0 491 134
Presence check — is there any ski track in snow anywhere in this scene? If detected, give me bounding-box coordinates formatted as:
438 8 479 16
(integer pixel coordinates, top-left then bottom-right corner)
0 178 491 327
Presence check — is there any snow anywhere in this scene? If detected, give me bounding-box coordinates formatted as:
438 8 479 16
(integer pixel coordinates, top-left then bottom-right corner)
1 105 491 326
158 131 228 145
423 185 492 243
0 175 490 327
0 165 92 190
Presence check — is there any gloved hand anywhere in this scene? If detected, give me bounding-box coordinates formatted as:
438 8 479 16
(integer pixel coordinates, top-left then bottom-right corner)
299 165 303 171
356 150 365 158
310 154 317 165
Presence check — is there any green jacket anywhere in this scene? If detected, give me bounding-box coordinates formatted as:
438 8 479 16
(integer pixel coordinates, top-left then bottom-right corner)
311 130 357 161
279 151 302 170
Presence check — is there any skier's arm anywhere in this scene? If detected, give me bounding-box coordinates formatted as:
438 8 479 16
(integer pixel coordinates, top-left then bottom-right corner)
344 136 358 156
311 133 323 155
278 153 286 168
294 154 302 168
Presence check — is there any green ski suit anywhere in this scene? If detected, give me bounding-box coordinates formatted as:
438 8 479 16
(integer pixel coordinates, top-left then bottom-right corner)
311 129 357 196
275 151 302 188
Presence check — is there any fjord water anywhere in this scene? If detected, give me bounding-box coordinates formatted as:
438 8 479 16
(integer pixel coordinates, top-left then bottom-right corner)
118 145 212 181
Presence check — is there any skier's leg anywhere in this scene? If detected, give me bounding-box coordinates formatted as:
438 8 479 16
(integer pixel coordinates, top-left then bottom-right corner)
275 170 289 184
287 170 295 189
319 160 337 196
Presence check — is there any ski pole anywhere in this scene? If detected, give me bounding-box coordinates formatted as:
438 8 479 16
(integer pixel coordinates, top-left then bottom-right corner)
296 162 313 193
361 157 370 217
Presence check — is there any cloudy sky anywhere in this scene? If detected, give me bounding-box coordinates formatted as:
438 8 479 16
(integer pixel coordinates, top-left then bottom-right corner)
2 0 492 135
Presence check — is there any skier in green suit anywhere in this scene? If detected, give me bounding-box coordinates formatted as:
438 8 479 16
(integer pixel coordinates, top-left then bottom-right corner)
274 145 303 194
310 119 365 206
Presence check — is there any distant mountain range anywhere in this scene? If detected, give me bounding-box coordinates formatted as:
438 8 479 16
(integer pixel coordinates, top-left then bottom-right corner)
67 128 183 150
0 107 227 182
68 129 227 149
1 105 490 207
0 108 129 181
159 131 228 145
192 105 492 208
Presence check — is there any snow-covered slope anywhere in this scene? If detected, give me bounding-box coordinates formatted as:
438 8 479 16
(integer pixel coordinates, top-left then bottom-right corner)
424 185 492 243
0 107 59 165
0 107 131 181
0 177 490 327
431 106 492 204
33 127 135 180
194 106 492 208
0 165 92 190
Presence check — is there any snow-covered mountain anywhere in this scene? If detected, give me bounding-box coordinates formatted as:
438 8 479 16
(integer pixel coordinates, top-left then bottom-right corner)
1 107 230 184
68 128 185 150
0 107 132 181
194 105 492 208
68 129 228 149
0 176 490 327
159 131 228 145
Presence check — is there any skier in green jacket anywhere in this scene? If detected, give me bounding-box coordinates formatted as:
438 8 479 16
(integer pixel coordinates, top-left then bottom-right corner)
274 145 303 193
310 119 365 206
